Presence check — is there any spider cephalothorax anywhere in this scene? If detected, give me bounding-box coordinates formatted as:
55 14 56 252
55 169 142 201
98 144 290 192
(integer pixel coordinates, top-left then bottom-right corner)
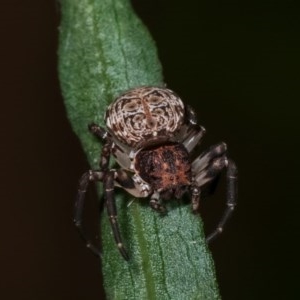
75 86 237 260
134 143 192 197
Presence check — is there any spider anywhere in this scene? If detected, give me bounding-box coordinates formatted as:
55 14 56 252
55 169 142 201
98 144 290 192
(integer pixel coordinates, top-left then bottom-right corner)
74 86 237 260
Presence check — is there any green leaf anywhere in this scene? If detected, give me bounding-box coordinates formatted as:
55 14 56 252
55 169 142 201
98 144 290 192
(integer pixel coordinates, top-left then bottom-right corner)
58 0 221 299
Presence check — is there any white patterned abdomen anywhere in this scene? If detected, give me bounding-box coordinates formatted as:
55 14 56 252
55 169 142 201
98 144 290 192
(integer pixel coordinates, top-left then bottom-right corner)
105 87 185 148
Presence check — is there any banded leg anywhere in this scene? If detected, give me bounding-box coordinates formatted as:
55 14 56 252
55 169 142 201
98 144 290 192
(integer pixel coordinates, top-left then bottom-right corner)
191 143 237 242
89 123 112 171
74 123 112 257
150 191 167 214
191 185 201 213
182 124 206 153
105 170 129 260
74 170 104 257
185 105 198 125
180 105 206 152
206 159 238 242
192 142 227 185
191 146 227 215
89 122 132 171
88 123 108 140
93 127 136 242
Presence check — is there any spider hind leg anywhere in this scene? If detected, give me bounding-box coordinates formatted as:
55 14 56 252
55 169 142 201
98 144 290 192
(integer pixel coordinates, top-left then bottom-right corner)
191 143 238 242
206 159 237 242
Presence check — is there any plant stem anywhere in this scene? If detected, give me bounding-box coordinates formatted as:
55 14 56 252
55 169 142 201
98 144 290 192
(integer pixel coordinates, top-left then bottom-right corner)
58 0 221 299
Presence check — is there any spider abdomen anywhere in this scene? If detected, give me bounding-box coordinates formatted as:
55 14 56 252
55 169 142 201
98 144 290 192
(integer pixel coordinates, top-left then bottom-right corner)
105 87 185 148
134 143 192 194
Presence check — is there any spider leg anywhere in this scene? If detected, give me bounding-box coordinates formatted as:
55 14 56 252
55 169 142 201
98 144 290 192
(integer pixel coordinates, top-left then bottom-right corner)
105 170 129 260
150 191 167 214
89 122 133 170
88 123 112 171
191 185 201 212
75 124 114 257
88 123 108 140
179 105 206 152
182 124 206 153
193 143 227 185
185 105 198 125
74 170 104 257
206 159 237 242
191 143 237 242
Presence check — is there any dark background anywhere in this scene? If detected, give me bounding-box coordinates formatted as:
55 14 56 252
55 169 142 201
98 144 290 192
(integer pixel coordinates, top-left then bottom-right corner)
1 0 299 299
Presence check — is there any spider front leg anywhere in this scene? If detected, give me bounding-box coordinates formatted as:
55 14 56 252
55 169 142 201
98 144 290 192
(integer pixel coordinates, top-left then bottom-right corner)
74 123 113 257
89 123 111 171
105 170 129 260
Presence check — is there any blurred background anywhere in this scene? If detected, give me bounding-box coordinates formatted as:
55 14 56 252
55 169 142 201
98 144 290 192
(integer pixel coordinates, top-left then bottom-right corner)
1 0 299 299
